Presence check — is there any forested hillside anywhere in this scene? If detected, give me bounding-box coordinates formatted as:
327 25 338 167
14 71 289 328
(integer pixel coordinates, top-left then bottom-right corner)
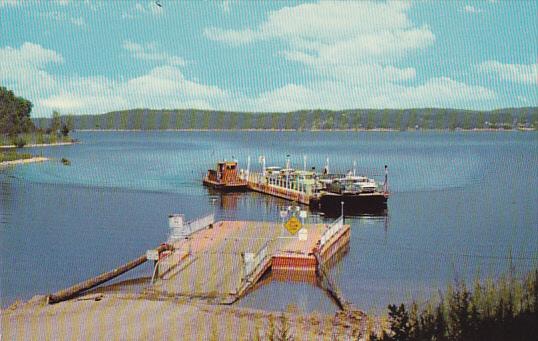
33 107 538 131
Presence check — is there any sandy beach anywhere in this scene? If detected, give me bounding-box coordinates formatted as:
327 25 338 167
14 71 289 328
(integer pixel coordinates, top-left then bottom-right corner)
0 142 76 149
1 292 371 340
0 156 49 167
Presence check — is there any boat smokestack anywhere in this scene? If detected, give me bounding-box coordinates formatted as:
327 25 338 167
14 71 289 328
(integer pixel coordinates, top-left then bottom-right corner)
384 165 388 194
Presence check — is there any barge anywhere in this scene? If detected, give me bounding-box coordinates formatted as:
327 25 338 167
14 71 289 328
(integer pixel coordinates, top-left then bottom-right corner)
203 160 248 191
205 157 389 214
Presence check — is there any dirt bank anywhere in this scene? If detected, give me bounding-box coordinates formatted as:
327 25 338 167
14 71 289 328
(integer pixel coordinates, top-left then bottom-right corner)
1 293 374 340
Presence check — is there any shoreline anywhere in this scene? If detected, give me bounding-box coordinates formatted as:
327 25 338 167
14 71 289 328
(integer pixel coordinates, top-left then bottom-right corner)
1 292 374 340
74 128 536 132
0 141 76 149
0 156 49 167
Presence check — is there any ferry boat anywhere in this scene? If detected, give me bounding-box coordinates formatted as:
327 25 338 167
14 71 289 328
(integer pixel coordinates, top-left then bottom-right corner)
203 160 248 191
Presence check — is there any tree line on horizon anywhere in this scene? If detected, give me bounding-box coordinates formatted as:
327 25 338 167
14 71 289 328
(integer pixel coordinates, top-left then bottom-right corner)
33 108 538 131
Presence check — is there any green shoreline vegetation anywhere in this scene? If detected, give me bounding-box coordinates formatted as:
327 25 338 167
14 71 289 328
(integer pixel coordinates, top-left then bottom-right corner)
365 268 537 341
34 107 537 132
254 267 538 340
1 87 75 161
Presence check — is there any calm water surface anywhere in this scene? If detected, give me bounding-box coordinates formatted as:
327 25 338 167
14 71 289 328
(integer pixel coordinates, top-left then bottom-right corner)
1 131 537 313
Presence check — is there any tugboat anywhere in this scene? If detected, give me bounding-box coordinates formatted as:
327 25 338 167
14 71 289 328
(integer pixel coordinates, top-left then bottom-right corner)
203 160 248 191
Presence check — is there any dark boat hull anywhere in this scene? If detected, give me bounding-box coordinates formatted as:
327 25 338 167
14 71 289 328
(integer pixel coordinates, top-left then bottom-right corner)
310 192 388 216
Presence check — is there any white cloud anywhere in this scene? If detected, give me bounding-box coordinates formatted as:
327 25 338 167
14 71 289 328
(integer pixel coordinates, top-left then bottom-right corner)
251 77 496 112
40 11 87 28
464 5 483 14
122 40 186 66
0 42 229 116
220 1 231 14
0 0 19 7
478 61 538 85
205 2 433 58
0 43 63 92
0 40 501 117
205 2 433 86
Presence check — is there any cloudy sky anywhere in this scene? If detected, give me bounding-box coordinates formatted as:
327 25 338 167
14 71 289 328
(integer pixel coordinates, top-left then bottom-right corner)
1 0 536 117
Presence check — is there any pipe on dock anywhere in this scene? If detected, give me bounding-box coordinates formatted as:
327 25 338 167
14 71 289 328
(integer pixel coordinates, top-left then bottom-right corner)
47 244 173 304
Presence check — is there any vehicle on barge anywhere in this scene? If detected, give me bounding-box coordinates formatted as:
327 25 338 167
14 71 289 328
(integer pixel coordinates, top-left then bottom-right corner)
244 157 389 214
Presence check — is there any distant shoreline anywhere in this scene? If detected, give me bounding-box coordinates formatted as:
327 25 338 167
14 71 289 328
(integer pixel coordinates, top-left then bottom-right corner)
73 128 536 132
0 141 77 149
0 157 49 167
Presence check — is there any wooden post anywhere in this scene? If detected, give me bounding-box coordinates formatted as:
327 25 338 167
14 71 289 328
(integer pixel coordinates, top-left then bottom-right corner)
48 244 172 304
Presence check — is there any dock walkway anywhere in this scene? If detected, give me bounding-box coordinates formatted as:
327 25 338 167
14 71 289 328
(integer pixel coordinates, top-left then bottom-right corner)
148 219 350 304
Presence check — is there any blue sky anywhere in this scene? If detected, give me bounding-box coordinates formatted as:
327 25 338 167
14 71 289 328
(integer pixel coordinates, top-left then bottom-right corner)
1 0 536 117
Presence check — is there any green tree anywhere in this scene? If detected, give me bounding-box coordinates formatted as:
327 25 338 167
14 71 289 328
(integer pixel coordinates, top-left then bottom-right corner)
339 112 349 130
120 111 129 130
463 112 472 130
106 113 115 129
133 111 143 130
229 112 239 129
51 111 62 133
243 112 252 130
255 114 265 130
66 114 75 131
174 111 183 129
435 113 445 130
448 111 458 130
271 113 279 130
187 110 197 129
395 111 403 131
381 110 390 129
216 111 225 129
476 112 485 129
408 111 417 129
160 111 171 130
325 112 335 130
205 111 213 129
352 111 362 130
146 111 156 130
285 112 294 130
367 111 376 130
0 86 34 135
80 115 88 130
312 111 321 130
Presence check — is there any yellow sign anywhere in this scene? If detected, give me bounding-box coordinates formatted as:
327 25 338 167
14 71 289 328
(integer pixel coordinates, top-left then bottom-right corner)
284 215 302 235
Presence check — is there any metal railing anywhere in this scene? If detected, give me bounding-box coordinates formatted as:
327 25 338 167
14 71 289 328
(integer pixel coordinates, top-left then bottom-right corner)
320 216 344 248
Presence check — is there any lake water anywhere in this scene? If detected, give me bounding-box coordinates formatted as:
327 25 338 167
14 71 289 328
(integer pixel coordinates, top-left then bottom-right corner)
1 131 537 313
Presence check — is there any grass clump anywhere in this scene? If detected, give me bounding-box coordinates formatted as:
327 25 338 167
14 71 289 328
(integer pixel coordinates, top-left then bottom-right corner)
369 269 537 341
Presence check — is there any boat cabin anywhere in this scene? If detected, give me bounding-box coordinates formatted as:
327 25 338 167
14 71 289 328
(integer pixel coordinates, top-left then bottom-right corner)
206 161 241 184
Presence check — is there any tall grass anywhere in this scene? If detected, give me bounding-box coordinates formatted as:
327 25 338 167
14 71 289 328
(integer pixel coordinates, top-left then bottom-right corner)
369 269 537 341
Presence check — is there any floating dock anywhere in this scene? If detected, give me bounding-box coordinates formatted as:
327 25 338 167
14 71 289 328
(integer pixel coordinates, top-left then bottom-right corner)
47 214 353 312
148 217 350 305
